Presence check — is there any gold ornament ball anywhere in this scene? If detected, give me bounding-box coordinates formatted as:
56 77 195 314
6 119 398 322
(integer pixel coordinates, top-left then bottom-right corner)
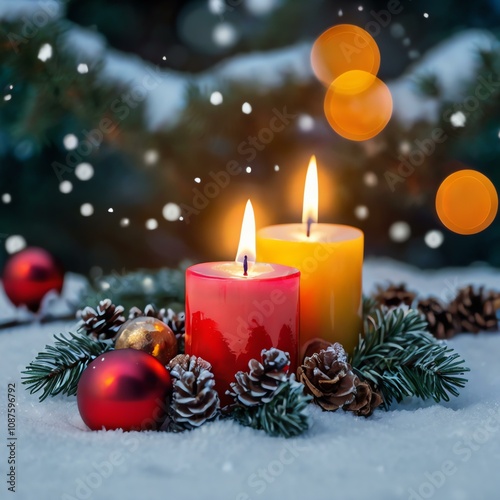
115 316 177 366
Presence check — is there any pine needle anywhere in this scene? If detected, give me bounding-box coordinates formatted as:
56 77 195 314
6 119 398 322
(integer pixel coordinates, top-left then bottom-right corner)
232 380 311 438
22 333 114 401
352 308 470 408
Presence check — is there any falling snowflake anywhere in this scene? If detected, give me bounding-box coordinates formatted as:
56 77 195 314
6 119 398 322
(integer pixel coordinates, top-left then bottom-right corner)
75 163 94 181
77 63 89 74
144 149 159 165
212 23 238 48
37 43 53 62
63 134 78 150
5 235 26 254
80 203 94 217
354 205 369 220
450 111 466 128
242 102 252 114
298 114 314 132
59 181 73 194
363 171 378 187
425 230 444 249
389 221 411 242
162 203 181 221
210 91 223 105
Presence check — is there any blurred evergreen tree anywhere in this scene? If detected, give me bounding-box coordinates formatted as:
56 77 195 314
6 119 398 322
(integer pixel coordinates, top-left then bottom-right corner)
0 0 500 274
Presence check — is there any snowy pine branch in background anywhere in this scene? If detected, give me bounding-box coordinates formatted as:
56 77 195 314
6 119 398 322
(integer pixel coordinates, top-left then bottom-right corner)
80 266 187 312
351 309 470 408
22 333 113 401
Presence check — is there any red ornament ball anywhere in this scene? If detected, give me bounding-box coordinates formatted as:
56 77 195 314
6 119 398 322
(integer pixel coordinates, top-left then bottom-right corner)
77 349 172 431
2 247 64 312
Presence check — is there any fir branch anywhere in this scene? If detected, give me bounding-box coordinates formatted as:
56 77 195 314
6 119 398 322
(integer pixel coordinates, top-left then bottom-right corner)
362 295 381 332
22 333 114 401
232 380 311 438
362 295 380 317
351 308 469 408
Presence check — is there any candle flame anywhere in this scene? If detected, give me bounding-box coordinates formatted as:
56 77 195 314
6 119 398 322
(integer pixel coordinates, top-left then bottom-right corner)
235 199 256 265
302 155 319 226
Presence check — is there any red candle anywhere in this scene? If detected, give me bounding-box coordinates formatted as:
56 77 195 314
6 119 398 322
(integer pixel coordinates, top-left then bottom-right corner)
185 201 300 406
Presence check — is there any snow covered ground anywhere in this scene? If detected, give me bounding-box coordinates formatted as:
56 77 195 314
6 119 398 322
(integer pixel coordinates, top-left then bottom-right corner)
1 259 500 500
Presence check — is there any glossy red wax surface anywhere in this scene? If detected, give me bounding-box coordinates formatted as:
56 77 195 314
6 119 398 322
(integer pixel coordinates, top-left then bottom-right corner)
185 262 300 406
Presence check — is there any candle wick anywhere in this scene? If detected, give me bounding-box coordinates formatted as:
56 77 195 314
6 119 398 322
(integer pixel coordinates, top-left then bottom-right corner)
306 217 313 238
243 255 248 276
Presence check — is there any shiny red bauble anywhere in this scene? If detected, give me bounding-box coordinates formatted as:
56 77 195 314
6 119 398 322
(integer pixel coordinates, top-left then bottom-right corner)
77 349 172 431
2 247 64 311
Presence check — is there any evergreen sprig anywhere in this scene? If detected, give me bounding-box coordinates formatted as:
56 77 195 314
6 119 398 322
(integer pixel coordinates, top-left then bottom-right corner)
232 380 311 438
22 333 114 402
351 308 470 408
362 294 380 330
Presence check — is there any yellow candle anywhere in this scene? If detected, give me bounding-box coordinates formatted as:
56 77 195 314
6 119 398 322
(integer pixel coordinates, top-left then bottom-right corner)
256 156 363 356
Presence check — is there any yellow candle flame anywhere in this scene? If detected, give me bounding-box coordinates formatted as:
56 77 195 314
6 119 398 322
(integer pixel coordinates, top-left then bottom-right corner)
235 199 256 265
302 155 319 225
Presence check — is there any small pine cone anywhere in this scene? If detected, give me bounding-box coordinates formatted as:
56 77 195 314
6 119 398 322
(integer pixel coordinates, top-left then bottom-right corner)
128 304 166 322
297 343 357 411
164 308 186 334
77 299 126 340
164 309 186 354
303 339 333 362
227 348 290 407
449 286 500 333
343 378 383 417
167 354 219 429
373 283 417 308
418 297 458 339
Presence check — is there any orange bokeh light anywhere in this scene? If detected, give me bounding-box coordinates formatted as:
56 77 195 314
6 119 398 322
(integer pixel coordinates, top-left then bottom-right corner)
436 170 498 235
323 70 393 141
311 24 380 86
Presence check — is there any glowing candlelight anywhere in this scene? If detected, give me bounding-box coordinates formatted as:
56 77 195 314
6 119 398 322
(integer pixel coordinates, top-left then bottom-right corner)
236 200 256 274
302 155 319 238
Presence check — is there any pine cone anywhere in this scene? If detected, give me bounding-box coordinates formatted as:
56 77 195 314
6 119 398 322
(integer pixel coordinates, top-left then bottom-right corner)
303 339 333 362
373 283 417 308
227 348 290 407
77 299 126 340
449 286 500 333
165 308 186 353
343 378 383 417
167 354 219 430
164 308 186 335
128 303 166 321
417 297 459 339
297 343 356 411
